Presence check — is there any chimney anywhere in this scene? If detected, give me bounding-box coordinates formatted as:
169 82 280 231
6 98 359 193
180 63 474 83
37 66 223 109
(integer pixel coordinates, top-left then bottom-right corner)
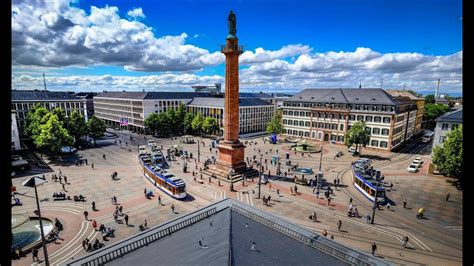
435 79 440 98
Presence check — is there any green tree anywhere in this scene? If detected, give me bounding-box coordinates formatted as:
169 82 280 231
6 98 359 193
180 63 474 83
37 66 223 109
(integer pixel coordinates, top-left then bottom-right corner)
87 116 106 145
52 107 67 125
166 109 178 134
24 104 50 138
183 112 196 134
68 110 88 145
424 103 450 129
192 112 205 134
176 104 187 134
202 117 219 135
266 110 283 134
425 94 435 104
432 126 463 183
145 113 161 136
344 121 371 155
34 114 73 153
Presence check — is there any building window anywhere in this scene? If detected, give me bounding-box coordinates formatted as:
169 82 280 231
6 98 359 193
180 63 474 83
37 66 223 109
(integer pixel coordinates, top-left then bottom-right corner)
451 124 459 130
372 128 380 135
440 136 446 143
374 116 382 123
349 115 355 121
332 124 337 130
383 117 391 123
299 121 304 127
441 123 449 130
365 127 371 133
305 121 310 127
339 124 344 131
371 140 379 147
365 116 373 122
357 115 364 121
304 132 309 137
380 141 388 148
381 128 389 135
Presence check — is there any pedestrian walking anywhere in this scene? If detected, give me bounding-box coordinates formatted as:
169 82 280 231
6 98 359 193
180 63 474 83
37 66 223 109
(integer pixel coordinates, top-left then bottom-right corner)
144 219 148 229
59 169 62 175
91 163 94 169
371 242 377 256
316 190 320 199
312 211 317 222
366 214 371 223
403 198 407 208
103 154 106 159
294 185 298 194
59 176 62 184
32 248 39 262
328 197 331 206
84 211 89 220
92 220 97 230
386 202 391 210
276 189 280 195
144 188 147 195
124 214 129 225
349 198 353 204
158 195 162 205
92 201 96 211
171 203 175 213
446 193 451 202
113 196 117 205
64 176 68 184
337 220 342 231
403 236 409 248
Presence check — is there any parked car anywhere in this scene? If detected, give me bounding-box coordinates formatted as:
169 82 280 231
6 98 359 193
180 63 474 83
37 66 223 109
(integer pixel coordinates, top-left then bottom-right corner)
61 146 77 153
347 146 357 153
407 164 419 173
412 157 423 167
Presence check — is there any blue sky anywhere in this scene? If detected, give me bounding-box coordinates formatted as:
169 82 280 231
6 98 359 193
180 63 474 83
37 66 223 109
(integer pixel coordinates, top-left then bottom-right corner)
12 0 462 94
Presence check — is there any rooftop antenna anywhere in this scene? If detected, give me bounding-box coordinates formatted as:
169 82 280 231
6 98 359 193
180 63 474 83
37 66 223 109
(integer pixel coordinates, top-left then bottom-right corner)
435 79 440 98
43 73 47 91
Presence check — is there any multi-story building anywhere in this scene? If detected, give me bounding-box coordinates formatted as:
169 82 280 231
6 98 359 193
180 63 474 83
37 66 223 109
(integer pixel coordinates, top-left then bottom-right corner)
93 91 275 135
386 90 425 134
281 88 418 151
12 90 88 134
75 92 97 118
94 92 213 133
11 110 21 151
239 92 275 105
432 108 462 152
187 97 275 134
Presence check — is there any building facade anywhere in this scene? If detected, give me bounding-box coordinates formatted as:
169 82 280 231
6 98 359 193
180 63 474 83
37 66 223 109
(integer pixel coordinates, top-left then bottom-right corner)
386 90 424 134
281 88 417 151
432 108 462 152
12 90 88 134
187 97 275 134
93 92 274 135
11 110 21 151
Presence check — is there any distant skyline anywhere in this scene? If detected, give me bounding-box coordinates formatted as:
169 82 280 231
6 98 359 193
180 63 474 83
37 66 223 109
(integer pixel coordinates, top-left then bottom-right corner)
12 0 462 94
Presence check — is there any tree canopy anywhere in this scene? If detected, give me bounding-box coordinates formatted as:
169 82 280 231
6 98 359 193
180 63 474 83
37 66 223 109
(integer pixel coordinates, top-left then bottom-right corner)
34 114 73 153
87 115 106 144
183 112 195 134
192 112 205 133
68 110 88 145
424 103 450 129
344 121 371 154
266 110 283 134
432 126 463 183
25 104 50 138
202 117 220 135
425 94 435 104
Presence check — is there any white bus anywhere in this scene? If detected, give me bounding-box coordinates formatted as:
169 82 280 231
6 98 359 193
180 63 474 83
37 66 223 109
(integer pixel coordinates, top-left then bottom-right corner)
422 131 434 143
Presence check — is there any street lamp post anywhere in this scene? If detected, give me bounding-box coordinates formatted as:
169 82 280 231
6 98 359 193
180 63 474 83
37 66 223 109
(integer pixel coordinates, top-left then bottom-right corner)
371 179 380 224
197 130 201 163
317 145 323 188
23 176 49 266
258 155 263 199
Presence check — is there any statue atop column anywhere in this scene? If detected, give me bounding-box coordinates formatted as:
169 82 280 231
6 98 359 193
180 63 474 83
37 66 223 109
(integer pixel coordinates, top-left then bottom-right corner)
227 10 237 38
